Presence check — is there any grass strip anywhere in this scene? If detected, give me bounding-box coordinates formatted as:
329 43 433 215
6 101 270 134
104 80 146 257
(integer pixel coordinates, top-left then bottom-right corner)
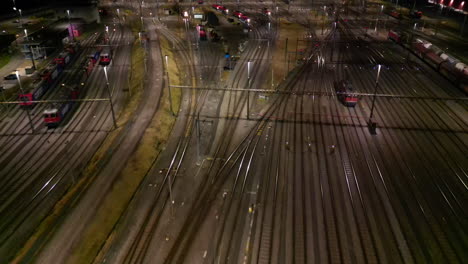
66 34 182 264
11 18 147 264
0 52 12 69
270 18 308 89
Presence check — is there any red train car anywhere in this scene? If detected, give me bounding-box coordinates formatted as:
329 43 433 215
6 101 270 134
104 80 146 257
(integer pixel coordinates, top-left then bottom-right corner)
233 11 243 18
199 29 207 41
18 64 61 107
388 11 402 19
19 43 78 107
388 30 402 43
99 47 112 65
54 51 71 66
336 80 358 107
262 8 271 16
212 4 228 14
43 85 80 128
240 15 250 24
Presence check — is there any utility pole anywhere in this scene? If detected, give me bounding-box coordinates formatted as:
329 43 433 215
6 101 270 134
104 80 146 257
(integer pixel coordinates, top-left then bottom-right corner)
103 67 118 128
165 55 175 115
196 115 201 165
18 9 22 28
24 29 36 70
28 45 36 70
16 71 35 133
139 0 143 17
294 37 299 63
284 38 288 62
368 65 381 135
247 60 251 120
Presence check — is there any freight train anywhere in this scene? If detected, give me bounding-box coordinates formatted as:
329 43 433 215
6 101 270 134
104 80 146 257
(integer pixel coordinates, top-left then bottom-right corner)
18 43 79 107
388 30 468 92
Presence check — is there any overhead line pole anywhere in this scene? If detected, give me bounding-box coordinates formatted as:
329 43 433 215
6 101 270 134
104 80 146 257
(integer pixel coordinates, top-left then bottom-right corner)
103 66 118 129
368 64 381 134
247 60 251 120
165 55 175 116
16 71 35 133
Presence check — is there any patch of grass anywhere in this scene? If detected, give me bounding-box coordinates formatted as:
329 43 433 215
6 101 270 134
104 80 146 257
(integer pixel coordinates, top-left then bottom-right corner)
12 12 185 263
1 76 35 102
10 169 92 264
10 20 148 264
66 30 182 264
0 52 12 69
270 18 308 89
160 37 182 113
10 44 140 262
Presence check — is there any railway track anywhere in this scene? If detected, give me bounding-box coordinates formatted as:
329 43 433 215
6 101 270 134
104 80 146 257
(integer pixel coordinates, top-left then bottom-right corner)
332 16 468 262
0 24 130 262
105 3 467 264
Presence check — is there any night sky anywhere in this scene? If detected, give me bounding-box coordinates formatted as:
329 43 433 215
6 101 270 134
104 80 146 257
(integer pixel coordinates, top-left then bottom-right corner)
0 0 94 15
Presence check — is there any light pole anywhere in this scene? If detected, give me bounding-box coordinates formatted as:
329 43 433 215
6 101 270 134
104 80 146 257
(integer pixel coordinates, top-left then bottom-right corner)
164 55 175 115
18 9 22 27
16 71 35 133
116 8 123 31
13 7 22 28
247 60 251 119
24 29 36 69
139 0 143 17
105 25 109 44
196 114 201 165
103 66 118 128
368 64 381 134
67 10 75 42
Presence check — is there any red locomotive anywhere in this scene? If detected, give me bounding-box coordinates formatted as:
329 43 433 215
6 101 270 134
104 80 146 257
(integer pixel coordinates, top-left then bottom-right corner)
336 80 358 107
43 85 80 128
99 47 112 65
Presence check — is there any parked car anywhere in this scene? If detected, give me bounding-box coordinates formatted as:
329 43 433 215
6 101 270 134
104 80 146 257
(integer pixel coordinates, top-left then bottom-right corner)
4 72 17 80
